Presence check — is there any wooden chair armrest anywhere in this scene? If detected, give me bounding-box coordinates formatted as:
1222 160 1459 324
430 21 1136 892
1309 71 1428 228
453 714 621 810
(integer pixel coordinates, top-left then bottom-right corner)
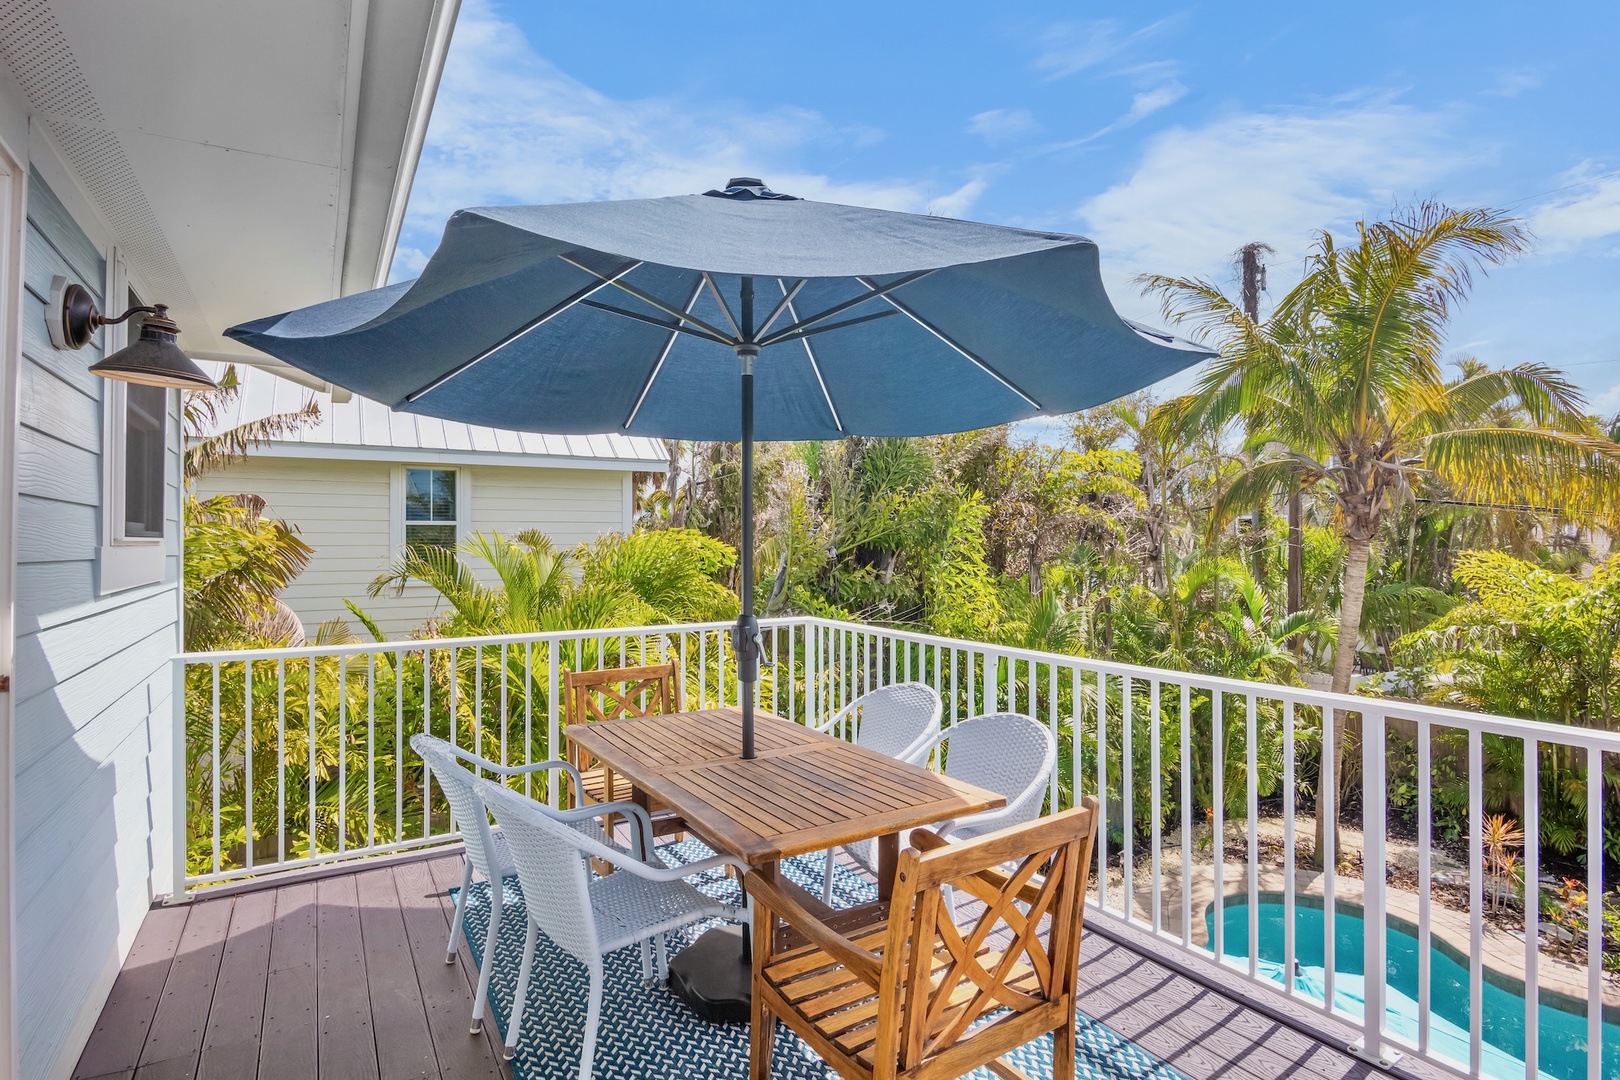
908 828 1045 906
744 871 884 989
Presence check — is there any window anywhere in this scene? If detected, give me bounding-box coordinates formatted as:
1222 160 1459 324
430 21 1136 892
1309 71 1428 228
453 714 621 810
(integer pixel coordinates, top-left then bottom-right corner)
404 467 460 552
122 379 166 538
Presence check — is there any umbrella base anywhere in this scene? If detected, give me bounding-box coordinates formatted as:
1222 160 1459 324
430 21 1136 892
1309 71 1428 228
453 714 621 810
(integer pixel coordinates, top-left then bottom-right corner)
667 925 751 1024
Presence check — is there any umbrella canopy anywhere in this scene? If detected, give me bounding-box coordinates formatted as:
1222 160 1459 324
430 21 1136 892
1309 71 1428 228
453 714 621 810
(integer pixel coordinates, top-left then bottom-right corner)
226 179 1210 441
226 178 1213 759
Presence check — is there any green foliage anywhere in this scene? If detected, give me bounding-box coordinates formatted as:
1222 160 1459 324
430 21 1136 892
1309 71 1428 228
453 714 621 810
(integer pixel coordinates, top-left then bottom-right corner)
184 494 312 651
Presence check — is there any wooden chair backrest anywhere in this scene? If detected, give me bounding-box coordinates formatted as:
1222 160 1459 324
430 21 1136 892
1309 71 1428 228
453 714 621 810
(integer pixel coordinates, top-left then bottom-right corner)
564 662 678 727
884 798 1099 1075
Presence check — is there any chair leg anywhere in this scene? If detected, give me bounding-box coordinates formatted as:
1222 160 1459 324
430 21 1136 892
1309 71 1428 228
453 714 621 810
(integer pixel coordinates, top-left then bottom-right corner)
655 933 669 982
503 919 540 1061
639 938 654 984
471 877 503 1034
821 849 836 905
446 858 473 963
1052 1019 1077 1080
748 906 774 1080
579 961 604 1080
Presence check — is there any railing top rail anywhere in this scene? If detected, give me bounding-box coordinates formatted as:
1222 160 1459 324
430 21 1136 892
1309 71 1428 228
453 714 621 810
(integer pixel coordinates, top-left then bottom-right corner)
802 616 1620 752
175 616 800 665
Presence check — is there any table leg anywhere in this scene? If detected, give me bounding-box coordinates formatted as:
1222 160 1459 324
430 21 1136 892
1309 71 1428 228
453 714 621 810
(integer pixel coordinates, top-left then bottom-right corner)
877 831 900 901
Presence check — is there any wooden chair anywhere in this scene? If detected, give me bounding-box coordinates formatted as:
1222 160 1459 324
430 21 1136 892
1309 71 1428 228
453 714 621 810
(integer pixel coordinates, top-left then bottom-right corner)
564 662 686 837
747 798 1100 1080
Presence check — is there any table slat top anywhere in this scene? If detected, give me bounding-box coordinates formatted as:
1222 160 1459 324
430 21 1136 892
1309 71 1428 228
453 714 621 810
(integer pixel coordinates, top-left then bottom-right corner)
564 708 1003 863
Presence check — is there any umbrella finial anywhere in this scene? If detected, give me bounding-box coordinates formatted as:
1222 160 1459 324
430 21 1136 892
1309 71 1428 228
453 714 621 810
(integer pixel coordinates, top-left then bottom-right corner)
704 178 800 201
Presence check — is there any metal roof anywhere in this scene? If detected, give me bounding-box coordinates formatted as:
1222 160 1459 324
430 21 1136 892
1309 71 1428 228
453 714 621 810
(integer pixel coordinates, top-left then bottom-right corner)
192 364 668 469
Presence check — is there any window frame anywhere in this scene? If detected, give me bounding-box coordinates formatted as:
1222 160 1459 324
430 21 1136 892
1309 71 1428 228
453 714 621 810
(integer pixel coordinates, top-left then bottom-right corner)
97 248 170 593
390 464 471 562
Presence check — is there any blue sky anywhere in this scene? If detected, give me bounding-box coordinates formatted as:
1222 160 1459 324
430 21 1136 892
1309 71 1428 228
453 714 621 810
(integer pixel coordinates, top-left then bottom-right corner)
393 0 1620 423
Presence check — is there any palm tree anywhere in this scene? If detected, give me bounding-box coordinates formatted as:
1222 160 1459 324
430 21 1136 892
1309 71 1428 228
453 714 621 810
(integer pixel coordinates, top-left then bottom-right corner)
183 364 321 481
1144 202 1620 862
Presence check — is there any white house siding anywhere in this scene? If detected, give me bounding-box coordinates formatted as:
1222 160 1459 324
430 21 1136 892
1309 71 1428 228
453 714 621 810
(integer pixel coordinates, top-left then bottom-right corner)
12 169 180 1079
197 457 633 640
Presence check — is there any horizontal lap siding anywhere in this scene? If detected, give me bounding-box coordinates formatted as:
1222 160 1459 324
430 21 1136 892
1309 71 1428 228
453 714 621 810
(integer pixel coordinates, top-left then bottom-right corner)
13 171 180 1080
197 457 430 639
197 458 632 639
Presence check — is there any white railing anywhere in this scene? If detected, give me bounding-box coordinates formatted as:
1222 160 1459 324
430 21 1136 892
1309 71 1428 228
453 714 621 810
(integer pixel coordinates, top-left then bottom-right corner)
174 615 1615 1080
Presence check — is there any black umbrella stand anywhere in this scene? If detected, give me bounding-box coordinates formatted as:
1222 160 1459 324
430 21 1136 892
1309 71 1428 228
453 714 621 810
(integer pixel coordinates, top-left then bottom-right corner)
667 288 761 1024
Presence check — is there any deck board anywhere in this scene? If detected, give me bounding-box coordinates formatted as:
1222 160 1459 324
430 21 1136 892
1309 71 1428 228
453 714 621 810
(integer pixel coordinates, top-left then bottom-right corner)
355 868 440 1080
259 882 319 1080
316 875 381 1080
197 890 275 1079
73 848 1427 1080
134 893 233 1080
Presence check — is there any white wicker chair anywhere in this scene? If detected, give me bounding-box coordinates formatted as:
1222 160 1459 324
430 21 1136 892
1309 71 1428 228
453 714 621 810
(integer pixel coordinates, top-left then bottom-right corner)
476 777 748 1073
824 711 1056 903
411 734 655 1037
814 681 942 902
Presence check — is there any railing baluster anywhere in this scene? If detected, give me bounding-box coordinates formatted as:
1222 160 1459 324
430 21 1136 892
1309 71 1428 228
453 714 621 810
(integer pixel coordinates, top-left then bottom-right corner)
1212 687 1224 966
1360 708 1387 1062
1150 678 1162 935
1468 727 1483 1076
524 642 533 797
1322 702 1336 1013
1096 669 1107 914
1246 692 1258 979
1284 698 1296 997
366 653 375 850
420 649 431 837
277 657 286 866
1522 735 1539 1080
699 630 707 709
337 658 347 854
1587 745 1602 1080
1417 718 1431 1053
548 640 560 808
1180 681 1191 948
245 660 254 871
1122 674 1133 923
396 651 404 838
212 662 221 876
308 654 317 858
1048 662 1060 813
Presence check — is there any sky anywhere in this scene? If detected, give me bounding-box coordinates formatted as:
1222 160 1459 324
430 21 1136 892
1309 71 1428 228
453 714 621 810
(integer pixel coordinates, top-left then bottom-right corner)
391 0 1620 432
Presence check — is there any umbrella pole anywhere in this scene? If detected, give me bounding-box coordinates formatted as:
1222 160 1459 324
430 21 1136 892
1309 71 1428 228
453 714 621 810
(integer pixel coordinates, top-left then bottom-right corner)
735 342 759 760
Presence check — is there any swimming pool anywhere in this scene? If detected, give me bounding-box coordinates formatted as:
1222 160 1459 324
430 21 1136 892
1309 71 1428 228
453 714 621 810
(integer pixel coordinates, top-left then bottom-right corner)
1207 896 1617 1080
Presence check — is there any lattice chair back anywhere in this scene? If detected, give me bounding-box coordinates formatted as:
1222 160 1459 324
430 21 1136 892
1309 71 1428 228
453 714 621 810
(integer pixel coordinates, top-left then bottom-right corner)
934 712 1056 839
835 681 942 762
412 734 505 882
889 799 1099 1075
565 662 678 724
564 662 679 806
476 778 600 965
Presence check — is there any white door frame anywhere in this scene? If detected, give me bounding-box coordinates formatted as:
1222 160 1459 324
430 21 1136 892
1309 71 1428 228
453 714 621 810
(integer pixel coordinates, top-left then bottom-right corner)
0 130 27 1080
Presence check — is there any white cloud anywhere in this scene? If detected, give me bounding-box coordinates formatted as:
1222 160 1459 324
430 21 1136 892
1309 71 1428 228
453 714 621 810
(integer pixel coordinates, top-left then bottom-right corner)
1487 70 1541 98
1075 100 1486 298
928 177 991 219
967 108 1037 143
1527 167 1620 254
1032 18 1175 81
394 0 976 278
1051 81 1188 150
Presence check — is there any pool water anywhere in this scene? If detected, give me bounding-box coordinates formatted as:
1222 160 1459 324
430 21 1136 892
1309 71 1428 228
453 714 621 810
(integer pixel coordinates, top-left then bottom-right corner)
1208 898 1617 1080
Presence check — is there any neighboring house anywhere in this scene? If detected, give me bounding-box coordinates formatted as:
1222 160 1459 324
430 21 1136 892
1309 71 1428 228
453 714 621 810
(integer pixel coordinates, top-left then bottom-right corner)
192 365 666 638
0 4 461 1078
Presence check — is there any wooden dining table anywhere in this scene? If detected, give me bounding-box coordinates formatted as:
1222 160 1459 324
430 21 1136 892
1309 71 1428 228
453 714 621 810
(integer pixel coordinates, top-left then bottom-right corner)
563 706 1005 919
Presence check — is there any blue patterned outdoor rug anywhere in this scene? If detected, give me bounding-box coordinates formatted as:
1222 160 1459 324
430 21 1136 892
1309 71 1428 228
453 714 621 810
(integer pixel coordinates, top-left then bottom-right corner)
453 841 1186 1080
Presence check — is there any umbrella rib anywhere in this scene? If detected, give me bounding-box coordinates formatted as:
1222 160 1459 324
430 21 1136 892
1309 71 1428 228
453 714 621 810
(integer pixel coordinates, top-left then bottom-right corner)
763 308 899 344
754 279 806 340
781 281 845 433
561 254 736 343
622 277 707 430
858 277 1044 411
756 269 935 347
700 272 743 340
402 261 642 404
578 299 729 344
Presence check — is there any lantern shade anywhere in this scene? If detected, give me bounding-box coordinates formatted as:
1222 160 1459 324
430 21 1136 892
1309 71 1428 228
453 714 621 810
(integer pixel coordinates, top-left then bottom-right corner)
90 310 217 390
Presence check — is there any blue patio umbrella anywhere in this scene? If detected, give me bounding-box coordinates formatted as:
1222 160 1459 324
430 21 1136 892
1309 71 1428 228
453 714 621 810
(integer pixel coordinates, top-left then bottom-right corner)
226 178 1211 762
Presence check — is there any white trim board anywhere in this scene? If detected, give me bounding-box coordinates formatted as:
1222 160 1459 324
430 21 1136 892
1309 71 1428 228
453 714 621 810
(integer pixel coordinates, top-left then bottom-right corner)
217 441 667 472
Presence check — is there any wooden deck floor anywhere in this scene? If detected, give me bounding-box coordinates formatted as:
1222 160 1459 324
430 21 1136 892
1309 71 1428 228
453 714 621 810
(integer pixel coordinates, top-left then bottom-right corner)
73 851 1424 1080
